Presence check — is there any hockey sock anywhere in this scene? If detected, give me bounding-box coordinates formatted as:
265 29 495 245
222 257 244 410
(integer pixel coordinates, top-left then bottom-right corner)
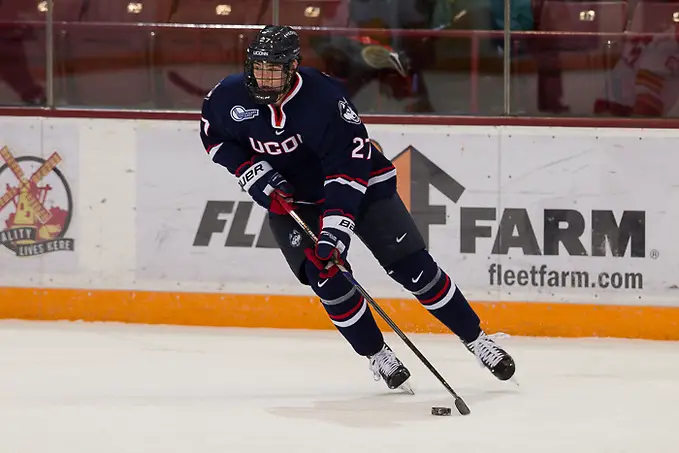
304 260 384 357
386 250 481 343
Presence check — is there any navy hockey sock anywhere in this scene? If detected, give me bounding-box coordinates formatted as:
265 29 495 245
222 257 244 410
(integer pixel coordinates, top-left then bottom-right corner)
304 260 384 357
386 250 481 343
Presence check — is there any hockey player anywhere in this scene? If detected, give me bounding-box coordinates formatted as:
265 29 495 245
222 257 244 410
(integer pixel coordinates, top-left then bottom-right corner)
594 23 679 117
199 25 516 392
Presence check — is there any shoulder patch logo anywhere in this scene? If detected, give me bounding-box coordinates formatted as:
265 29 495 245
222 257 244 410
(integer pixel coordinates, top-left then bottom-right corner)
338 98 361 125
230 105 260 122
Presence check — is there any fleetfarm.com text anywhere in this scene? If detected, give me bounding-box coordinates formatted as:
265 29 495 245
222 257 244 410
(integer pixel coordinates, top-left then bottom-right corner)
488 264 643 289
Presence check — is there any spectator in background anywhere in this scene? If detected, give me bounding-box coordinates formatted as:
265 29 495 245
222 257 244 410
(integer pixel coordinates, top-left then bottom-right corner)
594 21 679 117
489 0 533 54
311 0 436 112
349 0 436 112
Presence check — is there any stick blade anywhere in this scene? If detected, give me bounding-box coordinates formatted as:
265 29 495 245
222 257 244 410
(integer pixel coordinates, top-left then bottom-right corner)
455 397 471 416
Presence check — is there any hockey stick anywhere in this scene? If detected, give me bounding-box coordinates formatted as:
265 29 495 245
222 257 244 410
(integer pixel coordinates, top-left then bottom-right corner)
360 45 409 77
274 194 471 416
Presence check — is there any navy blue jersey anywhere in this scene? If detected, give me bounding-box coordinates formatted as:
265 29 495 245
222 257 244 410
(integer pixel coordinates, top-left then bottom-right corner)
199 66 396 220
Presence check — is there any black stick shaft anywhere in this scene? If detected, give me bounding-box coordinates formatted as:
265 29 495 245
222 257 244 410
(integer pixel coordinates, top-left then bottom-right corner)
284 206 471 415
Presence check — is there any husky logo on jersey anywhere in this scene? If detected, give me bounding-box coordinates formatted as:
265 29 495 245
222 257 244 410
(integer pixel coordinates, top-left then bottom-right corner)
231 105 260 122
289 229 302 247
338 99 361 125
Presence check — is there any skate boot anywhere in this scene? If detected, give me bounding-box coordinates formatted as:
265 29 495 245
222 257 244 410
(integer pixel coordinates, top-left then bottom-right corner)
463 331 516 381
368 343 413 394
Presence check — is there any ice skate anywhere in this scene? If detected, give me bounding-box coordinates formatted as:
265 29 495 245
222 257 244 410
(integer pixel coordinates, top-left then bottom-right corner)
463 331 516 382
368 343 413 394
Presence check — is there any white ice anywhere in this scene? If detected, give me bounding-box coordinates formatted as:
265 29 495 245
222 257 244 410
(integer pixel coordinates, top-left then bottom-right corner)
0 320 677 453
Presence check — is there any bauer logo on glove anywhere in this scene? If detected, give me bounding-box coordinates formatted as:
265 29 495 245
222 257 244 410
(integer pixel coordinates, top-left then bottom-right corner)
236 160 294 215
237 162 268 190
315 210 355 262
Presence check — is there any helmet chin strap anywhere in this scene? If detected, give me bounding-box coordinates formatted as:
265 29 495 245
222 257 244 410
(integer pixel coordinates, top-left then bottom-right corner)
252 87 285 105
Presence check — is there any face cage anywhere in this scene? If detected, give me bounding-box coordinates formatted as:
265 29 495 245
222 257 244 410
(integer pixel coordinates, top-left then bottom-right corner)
245 59 296 104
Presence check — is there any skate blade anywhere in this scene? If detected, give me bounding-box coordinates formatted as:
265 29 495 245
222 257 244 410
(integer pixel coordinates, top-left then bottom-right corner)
398 381 415 395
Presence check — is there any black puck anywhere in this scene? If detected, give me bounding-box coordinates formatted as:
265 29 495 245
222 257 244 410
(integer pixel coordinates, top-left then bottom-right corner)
431 406 452 416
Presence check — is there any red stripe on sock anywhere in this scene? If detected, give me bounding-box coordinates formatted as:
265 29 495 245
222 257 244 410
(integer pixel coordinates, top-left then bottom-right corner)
328 297 364 321
420 275 451 306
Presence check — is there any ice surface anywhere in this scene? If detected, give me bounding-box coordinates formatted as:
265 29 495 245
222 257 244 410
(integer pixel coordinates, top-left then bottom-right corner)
0 320 676 453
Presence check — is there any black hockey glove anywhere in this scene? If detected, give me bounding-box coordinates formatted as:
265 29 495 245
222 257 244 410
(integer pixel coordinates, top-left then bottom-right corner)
237 160 294 215
312 209 355 274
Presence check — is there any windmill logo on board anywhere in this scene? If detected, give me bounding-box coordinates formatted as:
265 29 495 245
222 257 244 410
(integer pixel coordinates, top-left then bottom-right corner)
0 146 75 257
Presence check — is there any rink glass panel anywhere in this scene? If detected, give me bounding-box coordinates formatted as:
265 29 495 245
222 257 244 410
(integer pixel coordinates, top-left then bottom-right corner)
1 0 678 118
510 1 679 118
0 6 47 107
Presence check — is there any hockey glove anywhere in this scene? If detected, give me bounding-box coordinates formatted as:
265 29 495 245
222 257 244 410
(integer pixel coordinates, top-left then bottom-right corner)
311 210 355 275
305 248 341 279
237 160 293 215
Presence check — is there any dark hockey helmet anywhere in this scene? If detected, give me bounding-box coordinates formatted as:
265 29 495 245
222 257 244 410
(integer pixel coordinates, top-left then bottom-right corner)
245 25 302 104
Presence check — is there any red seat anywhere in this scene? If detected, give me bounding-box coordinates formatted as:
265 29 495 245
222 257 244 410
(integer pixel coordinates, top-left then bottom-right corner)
0 0 38 21
538 1 627 51
74 0 171 22
156 27 251 110
0 0 77 105
167 0 269 24
629 1 679 33
59 0 172 107
277 0 343 27
155 1 269 109
531 1 628 114
0 0 87 105
0 0 82 21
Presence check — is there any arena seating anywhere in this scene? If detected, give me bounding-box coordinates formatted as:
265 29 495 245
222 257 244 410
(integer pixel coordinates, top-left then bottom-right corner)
2 0 679 114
